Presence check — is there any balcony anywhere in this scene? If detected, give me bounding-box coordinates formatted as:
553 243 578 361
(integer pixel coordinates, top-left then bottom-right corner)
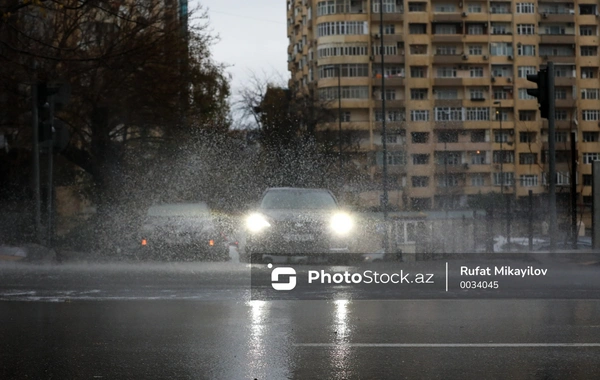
371 55 405 64
372 76 405 87
371 12 404 22
433 53 467 64
555 98 577 108
540 55 576 64
431 34 463 43
539 34 576 44
432 13 464 22
435 164 468 174
434 99 463 107
539 11 575 23
374 99 405 108
554 77 576 86
490 76 514 86
433 77 463 86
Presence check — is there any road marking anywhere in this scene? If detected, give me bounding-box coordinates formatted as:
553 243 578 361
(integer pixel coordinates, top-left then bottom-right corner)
294 343 600 348
445 262 448 292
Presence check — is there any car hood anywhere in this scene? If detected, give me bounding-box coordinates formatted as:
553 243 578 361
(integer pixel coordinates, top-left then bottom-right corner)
258 209 339 223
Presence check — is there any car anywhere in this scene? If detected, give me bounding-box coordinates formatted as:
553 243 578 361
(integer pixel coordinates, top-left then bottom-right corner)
137 202 229 261
239 187 357 264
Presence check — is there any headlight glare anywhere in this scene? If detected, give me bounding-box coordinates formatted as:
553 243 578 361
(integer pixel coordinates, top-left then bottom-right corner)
246 213 271 233
331 213 353 235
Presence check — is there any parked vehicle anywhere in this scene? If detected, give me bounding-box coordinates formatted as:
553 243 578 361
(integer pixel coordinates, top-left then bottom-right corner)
138 202 229 261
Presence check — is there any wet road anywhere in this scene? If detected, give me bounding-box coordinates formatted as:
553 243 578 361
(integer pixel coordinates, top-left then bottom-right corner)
1 257 600 379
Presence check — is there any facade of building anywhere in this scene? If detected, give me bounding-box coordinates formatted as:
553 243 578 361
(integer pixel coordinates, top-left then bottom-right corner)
287 0 600 219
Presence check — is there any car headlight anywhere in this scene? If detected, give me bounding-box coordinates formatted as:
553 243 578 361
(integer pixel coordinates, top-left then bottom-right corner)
246 213 271 233
331 213 353 235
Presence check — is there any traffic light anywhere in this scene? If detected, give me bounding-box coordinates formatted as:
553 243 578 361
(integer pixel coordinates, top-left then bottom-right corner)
526 69 550 119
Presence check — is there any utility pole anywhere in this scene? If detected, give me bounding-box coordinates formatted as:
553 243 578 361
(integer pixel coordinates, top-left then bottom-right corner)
494 100 510 246
547 62 557 252
337 65 342 187
380 0 389 254
31 63 42 244
571 128 578 249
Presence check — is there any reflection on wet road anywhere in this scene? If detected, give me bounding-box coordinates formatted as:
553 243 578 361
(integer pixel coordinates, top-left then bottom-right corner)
1 261 600 379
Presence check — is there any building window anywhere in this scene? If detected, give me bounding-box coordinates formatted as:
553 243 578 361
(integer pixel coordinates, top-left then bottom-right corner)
517 45 536 56
438 175 460 188
471 130 486 142
493 172 514 186
518 66 537 78
471 151 486 165
412 176 429 188
468 45 483 55
490 42 513 56
470 88 485 100
518 88 536 100
409 23 427 34
519 153 537 165
470 67 484 77
408 2 427 12
517 24 535 35
555 131 568 143
583 153 600 164
318 86 369 100
435 88 458 100
467 3 482 13
410 110 430 121
519 111 536 121
434 4 456 12
384 24 395 34
581 67 597 79
581 46 598 56
516 3 535 13
582 89 600 100
490 3 510 14
583 132 599 142
437 67 457 78
493 150 514 163
438 130 459 143
410 45 428 54
341 111 351 122
520 175 538 187
494 130 509 143
580 25 596 36
373 45 398 55
583 175 593 186
436 45 458 55
579 4 598 15
582 110 600 121
387 151 406 165
412 154 430 165
466 107 489 121
520 132 535 143
471 174 485 187
435 107 463 121
491 23 510 34
493 89 509 100
410 66 427 78
411 88 428 100
317 21 368 37
555 109 568 120
412 132 429 143
435 24 458 34
467 24 484 35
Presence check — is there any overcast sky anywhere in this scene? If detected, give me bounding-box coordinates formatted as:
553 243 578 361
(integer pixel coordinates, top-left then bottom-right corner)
193 0 290 123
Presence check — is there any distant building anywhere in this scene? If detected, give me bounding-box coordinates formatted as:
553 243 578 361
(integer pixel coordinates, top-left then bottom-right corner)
286 0 600 225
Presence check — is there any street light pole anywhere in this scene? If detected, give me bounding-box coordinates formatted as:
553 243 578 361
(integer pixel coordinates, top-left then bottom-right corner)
495 101 510 245
380 0 389 254
337 65 342 186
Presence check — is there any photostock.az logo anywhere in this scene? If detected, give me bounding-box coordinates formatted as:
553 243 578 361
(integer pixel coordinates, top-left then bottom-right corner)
268 263 297 291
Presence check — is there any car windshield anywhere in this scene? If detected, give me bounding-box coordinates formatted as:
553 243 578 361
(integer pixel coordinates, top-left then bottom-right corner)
260 190 338 210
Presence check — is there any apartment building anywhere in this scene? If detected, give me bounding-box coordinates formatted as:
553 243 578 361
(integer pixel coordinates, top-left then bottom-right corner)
287 0 600 217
